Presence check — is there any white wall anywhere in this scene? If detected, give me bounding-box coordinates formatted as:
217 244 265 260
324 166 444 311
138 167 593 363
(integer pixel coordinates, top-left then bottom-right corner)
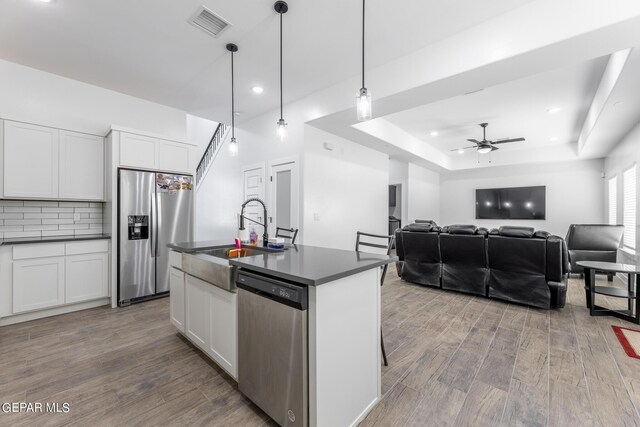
0 59 187 139
604 121 640 265
439 159 605 236
389 159 408 226
195 105 304 242
407 163 441 225
303 126 388 251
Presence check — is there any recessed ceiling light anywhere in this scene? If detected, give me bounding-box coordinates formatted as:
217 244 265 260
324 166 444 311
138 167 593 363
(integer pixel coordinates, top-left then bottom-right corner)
39 0 53 2
430 131 439 137
234 111 241 116
457 149 464 154
547 107 561 114
252 86 263 94
549 136 558 142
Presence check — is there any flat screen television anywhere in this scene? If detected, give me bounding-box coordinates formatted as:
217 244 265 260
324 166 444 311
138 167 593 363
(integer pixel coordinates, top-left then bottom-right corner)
476 186 545 220
389 185 396 207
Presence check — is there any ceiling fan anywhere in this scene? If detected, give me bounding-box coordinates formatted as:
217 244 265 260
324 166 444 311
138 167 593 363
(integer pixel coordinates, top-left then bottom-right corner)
451 123 525 154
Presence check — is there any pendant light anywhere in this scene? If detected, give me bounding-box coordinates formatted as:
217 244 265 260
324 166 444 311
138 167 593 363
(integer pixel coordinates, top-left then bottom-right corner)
227 43 239 157
356 0 371 121
274 1 288 141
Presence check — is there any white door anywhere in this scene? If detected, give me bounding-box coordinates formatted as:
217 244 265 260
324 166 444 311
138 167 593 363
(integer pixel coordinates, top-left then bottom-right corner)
59 130 104 200
4 121 59 199
242 164 265 232
65 253 109 303
185 275 210 350
269 160 299 238
170 267 186 333
13 257 65 313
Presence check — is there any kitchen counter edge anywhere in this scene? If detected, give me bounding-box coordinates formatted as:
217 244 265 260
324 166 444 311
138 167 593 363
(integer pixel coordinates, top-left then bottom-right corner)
0 234 111 246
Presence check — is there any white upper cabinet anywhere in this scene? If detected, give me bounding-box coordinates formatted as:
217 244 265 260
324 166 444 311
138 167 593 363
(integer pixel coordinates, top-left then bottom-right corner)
119 133 157 170
2 120 104 201
158 141 191 173
119 131 192 174
59 130 104 200
4 121 59 199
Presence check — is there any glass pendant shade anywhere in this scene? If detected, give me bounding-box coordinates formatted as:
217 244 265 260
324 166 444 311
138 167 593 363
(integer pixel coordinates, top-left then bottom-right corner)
276 118 287 141
229 136 238 156
357 88 372 121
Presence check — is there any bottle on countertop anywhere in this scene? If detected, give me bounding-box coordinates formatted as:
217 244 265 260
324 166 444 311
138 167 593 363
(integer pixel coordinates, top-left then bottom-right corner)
249 228 258 246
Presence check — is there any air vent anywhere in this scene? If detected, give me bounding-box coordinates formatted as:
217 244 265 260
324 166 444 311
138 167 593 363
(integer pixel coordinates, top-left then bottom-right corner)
189 6 231 38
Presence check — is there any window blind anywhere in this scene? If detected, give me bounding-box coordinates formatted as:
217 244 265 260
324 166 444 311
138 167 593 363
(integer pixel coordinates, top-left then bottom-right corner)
609 176 617 225
623 165 637 249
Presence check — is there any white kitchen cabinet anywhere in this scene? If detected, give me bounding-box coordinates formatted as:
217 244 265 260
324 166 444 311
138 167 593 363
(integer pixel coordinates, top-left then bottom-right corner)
208 284 237 378
3 121 59 198
118 131 193 173
185 275 210 349
158 141 191 174
170 267 185 333
59 130 104 200
13 256 65 313
119 133 157 170
65 252 109 304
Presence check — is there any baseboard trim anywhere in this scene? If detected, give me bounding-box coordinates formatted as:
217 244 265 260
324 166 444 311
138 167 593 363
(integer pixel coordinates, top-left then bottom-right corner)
0 298 110 326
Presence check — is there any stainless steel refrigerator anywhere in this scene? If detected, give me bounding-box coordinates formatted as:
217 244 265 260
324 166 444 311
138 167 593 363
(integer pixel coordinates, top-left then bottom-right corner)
118 169 193 306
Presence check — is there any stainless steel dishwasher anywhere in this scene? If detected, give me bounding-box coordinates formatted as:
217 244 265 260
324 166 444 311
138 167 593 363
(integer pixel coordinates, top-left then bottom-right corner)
237 270 308 427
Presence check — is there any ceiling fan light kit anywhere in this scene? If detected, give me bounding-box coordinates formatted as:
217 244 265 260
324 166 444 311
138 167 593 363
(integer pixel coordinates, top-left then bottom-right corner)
451 122 526 155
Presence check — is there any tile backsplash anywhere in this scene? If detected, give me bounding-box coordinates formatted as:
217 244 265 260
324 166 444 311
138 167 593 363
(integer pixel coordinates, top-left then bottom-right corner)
0 200 104 239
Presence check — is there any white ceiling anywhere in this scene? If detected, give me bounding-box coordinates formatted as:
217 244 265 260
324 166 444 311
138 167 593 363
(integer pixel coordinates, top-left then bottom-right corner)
0 0 534 124
384 55 609 156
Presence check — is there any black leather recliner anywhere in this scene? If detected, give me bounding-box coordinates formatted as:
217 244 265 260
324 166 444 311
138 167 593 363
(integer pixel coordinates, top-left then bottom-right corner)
395 224 569 309
394 223 440 287
487 227 567 309
565 224 624 279
440 225 488 296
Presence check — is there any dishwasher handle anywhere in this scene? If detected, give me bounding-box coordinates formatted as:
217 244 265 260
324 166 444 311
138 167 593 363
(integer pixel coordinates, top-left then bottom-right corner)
237 270 308 311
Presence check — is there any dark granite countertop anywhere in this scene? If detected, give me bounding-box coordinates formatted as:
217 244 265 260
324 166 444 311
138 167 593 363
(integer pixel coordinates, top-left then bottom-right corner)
0 234 111 246
168 240 397 286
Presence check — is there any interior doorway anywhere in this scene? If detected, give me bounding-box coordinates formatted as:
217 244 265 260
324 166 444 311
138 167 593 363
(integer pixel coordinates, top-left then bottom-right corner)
389 184 402 235
241 164 265 227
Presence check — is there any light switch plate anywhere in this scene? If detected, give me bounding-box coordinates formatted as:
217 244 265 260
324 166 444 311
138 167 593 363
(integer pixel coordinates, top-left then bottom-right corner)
73 213 81 222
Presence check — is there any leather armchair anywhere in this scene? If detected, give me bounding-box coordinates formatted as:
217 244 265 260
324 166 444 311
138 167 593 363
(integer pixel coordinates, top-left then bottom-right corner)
565 224 624 279
395 224 440 287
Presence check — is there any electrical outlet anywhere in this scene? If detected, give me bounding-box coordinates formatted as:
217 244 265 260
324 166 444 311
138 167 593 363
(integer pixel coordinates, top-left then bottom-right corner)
73 213 81 222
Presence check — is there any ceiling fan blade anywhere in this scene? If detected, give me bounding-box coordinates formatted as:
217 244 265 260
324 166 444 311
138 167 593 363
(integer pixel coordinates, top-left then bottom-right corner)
450 146 476 151
467 139 480 143
492 137 525 145
491 146 499 151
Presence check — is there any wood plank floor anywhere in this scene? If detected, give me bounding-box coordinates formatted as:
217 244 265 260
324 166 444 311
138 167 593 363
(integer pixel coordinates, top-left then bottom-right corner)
1 269 640 426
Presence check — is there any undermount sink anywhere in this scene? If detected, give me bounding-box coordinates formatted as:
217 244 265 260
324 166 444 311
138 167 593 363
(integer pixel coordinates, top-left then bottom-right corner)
181 244 283 292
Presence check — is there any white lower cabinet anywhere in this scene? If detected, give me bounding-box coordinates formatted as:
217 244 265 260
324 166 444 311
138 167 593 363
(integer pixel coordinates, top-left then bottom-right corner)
13 256 65 313
65 253 109 303
169 267 185 333
185 275 210 349
208 284 237 378
182 273 237 379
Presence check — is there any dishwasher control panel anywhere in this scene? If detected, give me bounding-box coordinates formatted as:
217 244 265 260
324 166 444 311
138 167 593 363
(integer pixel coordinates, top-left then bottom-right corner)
237 271 308 310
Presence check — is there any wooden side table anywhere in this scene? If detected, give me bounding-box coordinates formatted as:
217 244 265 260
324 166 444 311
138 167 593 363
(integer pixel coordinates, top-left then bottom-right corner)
577 261 640 324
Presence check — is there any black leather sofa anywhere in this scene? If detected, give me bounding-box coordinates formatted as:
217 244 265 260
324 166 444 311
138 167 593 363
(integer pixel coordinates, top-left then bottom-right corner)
395 224 569 309
565 224 624 280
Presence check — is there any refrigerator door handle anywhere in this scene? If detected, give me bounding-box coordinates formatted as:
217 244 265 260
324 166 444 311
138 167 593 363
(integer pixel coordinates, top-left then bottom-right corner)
154 193 160 258
150 193 157 257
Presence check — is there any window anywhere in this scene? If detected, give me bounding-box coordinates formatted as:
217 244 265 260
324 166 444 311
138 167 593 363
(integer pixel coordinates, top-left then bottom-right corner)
623 165 637 250
609 176 617 225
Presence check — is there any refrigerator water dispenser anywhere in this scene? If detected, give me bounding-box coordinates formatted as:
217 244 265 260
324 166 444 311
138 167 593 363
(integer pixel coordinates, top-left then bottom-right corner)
128 215 149 240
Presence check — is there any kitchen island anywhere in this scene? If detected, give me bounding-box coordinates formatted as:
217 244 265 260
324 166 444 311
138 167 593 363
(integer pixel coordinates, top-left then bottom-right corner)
168 241 396 427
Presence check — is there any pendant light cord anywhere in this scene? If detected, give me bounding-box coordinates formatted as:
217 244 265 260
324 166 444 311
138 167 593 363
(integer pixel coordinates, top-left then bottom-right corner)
280 11 283 121
362 0 365 89
231 50 235 139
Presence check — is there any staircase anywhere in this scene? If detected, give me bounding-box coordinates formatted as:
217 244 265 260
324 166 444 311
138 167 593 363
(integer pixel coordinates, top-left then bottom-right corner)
196 123 229 187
